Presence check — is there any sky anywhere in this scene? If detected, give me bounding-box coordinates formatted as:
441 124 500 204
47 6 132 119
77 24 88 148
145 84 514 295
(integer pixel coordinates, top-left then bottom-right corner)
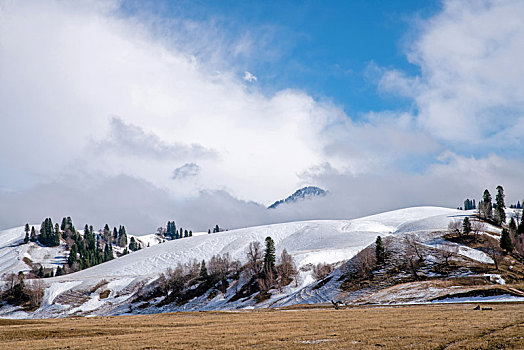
1 0 523 233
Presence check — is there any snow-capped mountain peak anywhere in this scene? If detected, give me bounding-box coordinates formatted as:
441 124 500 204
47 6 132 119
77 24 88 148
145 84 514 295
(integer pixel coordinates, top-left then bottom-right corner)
268 186 327 209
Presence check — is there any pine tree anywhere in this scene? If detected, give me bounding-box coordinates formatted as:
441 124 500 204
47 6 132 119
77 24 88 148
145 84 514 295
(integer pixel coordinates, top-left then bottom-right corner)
68 243 78 267
53 223 60 246
103 243 114 261
199 260 209 282
129 236 139 251
166 221 177 239
30 226 36 241
518 210 524 235
118 226 128 248
494 185 506 226
509 217 517 234
375 236 385 264
481 189 493 220
56 266 64 276
24 224 30 244
500 228 514 253
184 230 188 238
189 230 192 237
38 218 59 246
263 236 276 274
463 217 472 235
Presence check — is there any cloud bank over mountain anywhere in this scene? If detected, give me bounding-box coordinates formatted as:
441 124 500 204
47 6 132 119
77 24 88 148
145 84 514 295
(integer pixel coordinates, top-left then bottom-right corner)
0 0 523 233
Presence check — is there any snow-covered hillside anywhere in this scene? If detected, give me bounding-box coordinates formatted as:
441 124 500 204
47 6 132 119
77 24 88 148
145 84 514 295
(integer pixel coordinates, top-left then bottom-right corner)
0 224 68 276
2 206 521 319
0 225 163 278
52 207 459 280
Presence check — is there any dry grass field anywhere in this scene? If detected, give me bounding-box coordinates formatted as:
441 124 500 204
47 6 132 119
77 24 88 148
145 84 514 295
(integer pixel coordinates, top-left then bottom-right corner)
0 303 522 349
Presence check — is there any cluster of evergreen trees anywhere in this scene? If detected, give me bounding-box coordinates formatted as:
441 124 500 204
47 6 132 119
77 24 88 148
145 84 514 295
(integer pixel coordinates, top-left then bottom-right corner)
19 216 149 278
463 199 476 210
476 186 508 226
67 224 115 270
60 217 75 233
500 210 524 254
38 218 60 247
115 226 128 247
469 186 524 255
129 237 142 251
164 221 192 240
209 225 221 234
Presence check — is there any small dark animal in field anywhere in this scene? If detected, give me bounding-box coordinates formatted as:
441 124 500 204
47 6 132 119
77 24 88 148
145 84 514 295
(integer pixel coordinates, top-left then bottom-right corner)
474 305 480 310
331 300 344 310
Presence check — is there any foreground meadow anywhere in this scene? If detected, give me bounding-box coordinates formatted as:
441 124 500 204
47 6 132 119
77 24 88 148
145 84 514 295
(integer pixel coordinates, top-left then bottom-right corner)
0 303 522 349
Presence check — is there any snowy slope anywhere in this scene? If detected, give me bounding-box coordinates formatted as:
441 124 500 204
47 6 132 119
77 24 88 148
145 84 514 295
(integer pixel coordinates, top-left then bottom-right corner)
0 224 68 276
58 206 459 280
1 206 473 318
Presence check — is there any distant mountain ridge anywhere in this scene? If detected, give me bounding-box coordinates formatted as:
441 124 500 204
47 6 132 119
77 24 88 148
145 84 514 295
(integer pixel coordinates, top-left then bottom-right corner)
268 186 327 209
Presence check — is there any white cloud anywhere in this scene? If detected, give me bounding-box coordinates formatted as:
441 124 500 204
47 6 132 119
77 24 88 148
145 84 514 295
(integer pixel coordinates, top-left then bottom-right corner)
0 0 437 204
1 0 523 233
243 71 257 82
380 0 524 148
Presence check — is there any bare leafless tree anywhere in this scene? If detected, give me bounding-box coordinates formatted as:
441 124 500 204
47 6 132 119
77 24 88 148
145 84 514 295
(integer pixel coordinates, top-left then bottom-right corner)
4 272 18 290
165 265 187 295
403 236 425 281
352 247 377 279
437 243 459 266
448 220 462 237
471 220 486 241
246 241 262 277
486 239 504 270
258 265 276 292
157 273 170 295
64 235 75 250
312 263 333 281
405 235 424 263
277 249 298 290
478 200 493 221
513 234 524 256
25 279 45 308
230 259 243 280
208 253 231 281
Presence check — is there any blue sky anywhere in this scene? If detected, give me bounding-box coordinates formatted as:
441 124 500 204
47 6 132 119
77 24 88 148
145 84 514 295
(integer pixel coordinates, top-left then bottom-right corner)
1 0 524 232
121 0 441 116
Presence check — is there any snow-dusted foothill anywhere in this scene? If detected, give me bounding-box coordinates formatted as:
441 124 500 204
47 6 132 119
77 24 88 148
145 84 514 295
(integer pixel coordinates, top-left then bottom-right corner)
0 206 521 318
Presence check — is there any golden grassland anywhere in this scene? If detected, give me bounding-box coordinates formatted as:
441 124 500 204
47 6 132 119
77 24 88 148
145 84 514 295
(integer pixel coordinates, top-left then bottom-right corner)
0 303 522 349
